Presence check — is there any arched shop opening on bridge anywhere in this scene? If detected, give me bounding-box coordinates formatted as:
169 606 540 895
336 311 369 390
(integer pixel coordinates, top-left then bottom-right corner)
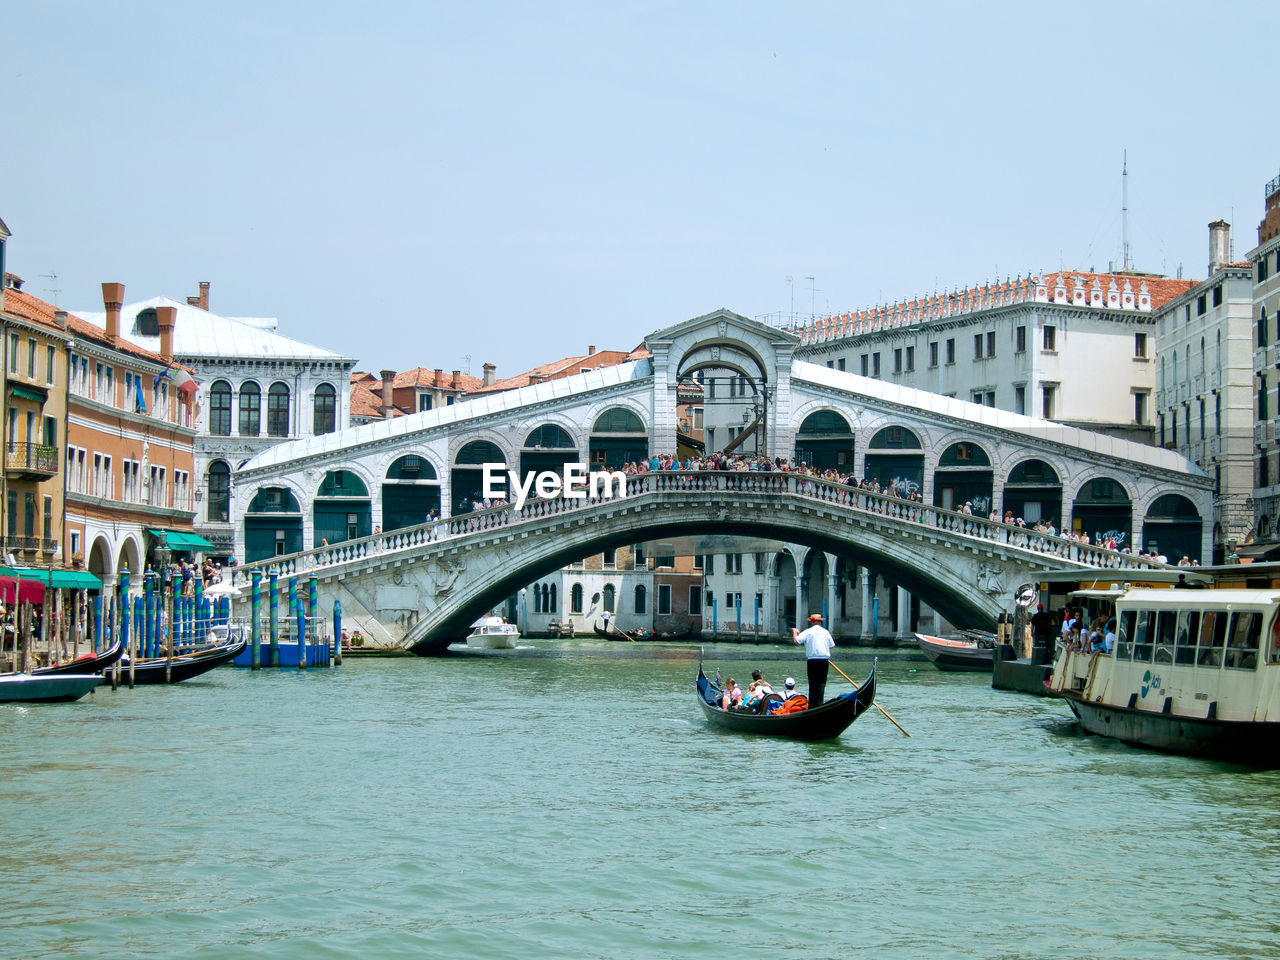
1142 493 1203 564
244 487 303 562
382 455 441 531
453 440 504 515
1002 458 1063 528
1071 477 1132 548
933 441 993 514
313 469 372 547
862 426 923 494
794 410 854 470
589 408 647 469
521 424 579 481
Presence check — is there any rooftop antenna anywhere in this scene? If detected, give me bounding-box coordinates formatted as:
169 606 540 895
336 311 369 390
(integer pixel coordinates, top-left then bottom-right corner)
460 354 471 376
785 275 794 323
805 276 816 320
40 271 60 304
1122 149 1131 272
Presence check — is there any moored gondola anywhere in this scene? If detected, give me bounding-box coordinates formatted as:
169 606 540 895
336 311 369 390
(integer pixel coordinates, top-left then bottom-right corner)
109 638 246 685
31 637 125 677
696 661 876 740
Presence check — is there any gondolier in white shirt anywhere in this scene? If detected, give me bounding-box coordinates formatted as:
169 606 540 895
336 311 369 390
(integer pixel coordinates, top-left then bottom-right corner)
791 613 836 706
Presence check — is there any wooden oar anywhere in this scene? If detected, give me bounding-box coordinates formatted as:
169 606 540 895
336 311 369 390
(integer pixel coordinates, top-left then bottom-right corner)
829 660 911 738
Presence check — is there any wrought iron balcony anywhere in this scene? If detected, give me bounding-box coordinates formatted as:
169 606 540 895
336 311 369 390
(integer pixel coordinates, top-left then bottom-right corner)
4 442 58 479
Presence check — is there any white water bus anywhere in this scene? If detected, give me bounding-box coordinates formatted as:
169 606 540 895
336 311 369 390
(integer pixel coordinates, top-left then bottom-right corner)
1049 586 1280 763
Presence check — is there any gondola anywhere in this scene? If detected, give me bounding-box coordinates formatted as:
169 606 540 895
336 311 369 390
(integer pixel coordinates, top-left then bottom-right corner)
594 621 696 642
108 638 246 685
696 661 876 741
31 637 125 677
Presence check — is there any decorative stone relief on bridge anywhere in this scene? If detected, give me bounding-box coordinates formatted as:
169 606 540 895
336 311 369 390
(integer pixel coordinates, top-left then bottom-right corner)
976 561 1004 596
426 557 466 596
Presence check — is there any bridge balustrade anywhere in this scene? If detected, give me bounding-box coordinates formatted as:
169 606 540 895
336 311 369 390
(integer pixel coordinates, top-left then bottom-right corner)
229 470 1166 586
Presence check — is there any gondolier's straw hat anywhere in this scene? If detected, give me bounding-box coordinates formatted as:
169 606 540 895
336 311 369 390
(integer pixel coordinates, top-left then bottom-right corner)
808 613 824 622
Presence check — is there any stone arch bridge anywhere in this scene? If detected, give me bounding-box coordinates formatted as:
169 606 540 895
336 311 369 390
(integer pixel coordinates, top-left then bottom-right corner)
223 470 1168 654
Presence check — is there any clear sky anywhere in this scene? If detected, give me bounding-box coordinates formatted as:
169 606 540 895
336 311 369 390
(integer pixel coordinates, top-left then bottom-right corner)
5 2 1279 380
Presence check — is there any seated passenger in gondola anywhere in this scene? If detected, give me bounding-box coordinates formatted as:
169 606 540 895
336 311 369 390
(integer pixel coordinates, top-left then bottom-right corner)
720 678 744 710
744 669 773 706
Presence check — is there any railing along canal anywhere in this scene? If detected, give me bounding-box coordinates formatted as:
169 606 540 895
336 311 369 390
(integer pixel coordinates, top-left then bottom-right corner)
229 470 1169 587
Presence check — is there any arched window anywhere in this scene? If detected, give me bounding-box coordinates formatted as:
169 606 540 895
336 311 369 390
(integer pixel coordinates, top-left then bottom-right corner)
239 381 261 436
549 584 557 613
206 460 231 522
267 382 291 437
209 381 232 436
571 583 583 614
313 383 337 435
603 584 616 613
533 585 543 614
634 584 646 614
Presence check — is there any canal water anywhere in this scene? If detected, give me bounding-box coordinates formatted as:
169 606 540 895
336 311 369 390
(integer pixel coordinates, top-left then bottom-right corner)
2 644 1278 959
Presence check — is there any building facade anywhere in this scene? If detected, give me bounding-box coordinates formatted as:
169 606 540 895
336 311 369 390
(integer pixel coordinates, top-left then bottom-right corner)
74 284 356 560
793 270 1196 443
1153 222 1256 563
1249 170 1280 555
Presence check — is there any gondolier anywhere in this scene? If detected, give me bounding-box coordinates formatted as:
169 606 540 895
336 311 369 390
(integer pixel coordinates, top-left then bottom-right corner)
791 613 835 706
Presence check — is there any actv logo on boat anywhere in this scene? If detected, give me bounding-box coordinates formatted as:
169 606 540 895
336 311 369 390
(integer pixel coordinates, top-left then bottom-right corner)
481 463 628 511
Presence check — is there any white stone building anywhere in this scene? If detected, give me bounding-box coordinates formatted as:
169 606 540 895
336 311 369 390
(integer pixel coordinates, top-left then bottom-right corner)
1248 170 1280 557
1153 221 1256 563
793 270 1196 444
75 284 356 559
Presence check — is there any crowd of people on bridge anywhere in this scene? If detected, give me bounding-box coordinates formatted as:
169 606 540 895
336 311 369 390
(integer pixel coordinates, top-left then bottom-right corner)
425 451 1177 569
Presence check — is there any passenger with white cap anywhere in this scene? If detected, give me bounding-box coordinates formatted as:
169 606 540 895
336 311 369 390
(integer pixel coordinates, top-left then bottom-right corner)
781 676 801 700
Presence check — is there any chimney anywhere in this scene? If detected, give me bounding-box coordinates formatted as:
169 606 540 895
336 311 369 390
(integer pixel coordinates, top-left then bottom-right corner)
1209 220 1230 275
53 310 68 331
156 305 176 362
482 362 495 387
186 281 210 310
102 282 124 345
588 344 596 355
379 369 396 419
451 370 460 389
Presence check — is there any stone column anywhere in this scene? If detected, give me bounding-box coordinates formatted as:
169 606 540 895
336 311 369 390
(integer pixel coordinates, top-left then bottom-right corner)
896 585 911 637
825 552 840 633
861 569 874 639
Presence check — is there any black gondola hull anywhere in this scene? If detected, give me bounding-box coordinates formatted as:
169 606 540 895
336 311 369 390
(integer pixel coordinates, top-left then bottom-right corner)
104 640 246 685
32 638 125 677
696 664 876 741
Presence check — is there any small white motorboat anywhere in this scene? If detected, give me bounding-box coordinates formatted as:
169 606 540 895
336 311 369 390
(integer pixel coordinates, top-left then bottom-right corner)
466 615 520 649
0 673 101 703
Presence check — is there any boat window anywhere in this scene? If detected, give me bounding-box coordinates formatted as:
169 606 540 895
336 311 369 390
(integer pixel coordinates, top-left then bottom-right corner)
1270 615 1280 664
1175 611 1199 666
1198 611 1227 668
1116 610 1136 660
1132 609 1154 662
1153 610 1177 664
1225 612 1261 670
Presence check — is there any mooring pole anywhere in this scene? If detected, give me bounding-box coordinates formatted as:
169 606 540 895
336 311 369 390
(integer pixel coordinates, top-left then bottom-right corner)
333 600 343 666
250 568 262 670
269 569 280 668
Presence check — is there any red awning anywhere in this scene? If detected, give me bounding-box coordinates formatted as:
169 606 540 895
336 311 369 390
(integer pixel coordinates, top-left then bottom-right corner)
0 576 45 604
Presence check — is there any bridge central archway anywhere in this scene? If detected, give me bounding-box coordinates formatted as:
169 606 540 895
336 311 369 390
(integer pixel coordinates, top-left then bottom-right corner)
226 471 1167 654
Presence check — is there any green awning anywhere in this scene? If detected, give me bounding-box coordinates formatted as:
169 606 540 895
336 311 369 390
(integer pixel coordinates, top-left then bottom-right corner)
4 568 101 589
10 385 46 402
148 529 217 551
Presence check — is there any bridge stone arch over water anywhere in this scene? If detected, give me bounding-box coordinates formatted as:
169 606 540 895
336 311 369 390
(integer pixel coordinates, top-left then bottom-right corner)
228 309 1215 649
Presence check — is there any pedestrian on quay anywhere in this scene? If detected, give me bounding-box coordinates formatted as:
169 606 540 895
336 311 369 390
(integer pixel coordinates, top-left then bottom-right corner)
791 612 836 706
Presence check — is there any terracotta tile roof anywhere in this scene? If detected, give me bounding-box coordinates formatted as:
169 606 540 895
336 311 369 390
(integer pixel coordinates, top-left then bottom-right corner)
390 367 484 391
4 286 189 370
795 270 1199 345
349 380 391 419
468 347 642 395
